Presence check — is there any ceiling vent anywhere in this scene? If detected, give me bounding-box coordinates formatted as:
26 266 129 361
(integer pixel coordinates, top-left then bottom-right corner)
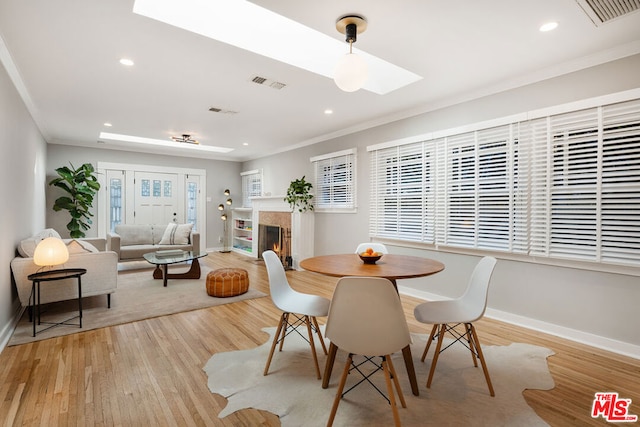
250 75 287 90
208 107 238 115
575 0 640 25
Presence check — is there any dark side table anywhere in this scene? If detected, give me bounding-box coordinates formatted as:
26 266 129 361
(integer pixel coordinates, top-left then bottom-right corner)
27 268 87 337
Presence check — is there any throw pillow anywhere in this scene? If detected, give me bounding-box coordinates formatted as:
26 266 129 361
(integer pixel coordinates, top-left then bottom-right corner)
65 239 99 254
159 223 193 245
17 229 62 258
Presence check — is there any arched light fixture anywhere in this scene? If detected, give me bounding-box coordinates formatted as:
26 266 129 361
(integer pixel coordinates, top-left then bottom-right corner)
334 14 368 92
34 237 69 268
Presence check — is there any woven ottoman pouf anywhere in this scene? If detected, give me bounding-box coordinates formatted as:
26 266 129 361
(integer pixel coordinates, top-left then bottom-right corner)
206 268 249 297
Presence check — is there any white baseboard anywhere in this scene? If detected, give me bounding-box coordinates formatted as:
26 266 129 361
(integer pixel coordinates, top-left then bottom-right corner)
399 286 640 360
0 304 25 353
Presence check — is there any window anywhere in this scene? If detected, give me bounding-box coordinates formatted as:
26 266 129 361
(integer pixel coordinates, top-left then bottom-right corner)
109 177 123 232
311 149 356 211
368 96 640 269
371 142 434 241
241 169 262 207
186 181 198 230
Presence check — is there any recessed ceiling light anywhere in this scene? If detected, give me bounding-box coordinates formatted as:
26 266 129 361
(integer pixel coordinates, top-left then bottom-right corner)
324 109 333 115
119 58 134 66
243 142 249 146
539 22 558 32
133 0 422 94
103 122 113 127
99 132 233 153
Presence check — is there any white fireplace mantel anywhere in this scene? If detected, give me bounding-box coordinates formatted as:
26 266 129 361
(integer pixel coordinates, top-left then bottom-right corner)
250 196 314 270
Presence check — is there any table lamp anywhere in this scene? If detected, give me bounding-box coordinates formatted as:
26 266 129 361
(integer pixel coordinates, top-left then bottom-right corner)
33 237 69 269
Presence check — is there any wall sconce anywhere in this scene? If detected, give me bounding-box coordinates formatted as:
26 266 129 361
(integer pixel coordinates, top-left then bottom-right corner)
334 14 368 92
33 237 69 269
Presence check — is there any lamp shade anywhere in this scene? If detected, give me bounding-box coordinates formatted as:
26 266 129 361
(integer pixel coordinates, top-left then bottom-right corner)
334 52 368 92
33 237 69 267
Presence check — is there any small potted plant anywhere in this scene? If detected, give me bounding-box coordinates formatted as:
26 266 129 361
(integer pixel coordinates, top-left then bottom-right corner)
285 176 314 212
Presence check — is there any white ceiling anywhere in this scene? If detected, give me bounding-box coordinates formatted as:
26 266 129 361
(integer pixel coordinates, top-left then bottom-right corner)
1 0 639 162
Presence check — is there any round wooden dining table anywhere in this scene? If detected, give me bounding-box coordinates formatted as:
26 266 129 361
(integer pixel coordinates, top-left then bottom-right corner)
299 253 445 396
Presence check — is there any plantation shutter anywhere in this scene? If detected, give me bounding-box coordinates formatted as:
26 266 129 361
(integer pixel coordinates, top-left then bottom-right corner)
600 99 640 264
311 149 356 210
368 96 640 268
369 141 435 242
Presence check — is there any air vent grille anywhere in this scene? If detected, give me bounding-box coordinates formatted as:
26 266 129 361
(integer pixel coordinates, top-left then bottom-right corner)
250 75 287 90
575 0 640 25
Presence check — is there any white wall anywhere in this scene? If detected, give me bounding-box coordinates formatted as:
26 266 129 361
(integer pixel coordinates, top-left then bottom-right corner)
0 60 48 349
243 54 640 357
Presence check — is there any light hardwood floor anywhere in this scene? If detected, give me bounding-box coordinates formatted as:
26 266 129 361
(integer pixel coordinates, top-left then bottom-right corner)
0 252 638 426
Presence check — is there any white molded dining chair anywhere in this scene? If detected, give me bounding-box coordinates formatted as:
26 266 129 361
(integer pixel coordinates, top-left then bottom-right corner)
354 242 389 254
325 276 411 427
413 256 497 396
262 250 330 379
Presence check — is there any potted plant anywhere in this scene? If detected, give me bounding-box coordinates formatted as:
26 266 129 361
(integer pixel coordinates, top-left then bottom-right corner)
285 176 314 212
49 162 101 238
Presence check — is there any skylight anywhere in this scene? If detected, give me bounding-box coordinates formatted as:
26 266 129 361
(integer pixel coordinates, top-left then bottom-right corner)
132 0 422 95
99 132 234 153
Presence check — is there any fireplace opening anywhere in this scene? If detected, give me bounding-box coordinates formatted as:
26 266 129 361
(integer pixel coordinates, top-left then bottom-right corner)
259 223 292 269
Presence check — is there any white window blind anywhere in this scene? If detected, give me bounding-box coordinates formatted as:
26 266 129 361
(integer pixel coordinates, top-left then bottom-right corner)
311 149 356 210
369 97 640 268
241 169 262 207
370 141 435 242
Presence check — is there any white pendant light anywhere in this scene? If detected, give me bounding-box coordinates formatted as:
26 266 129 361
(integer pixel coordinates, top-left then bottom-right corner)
334 15 368 92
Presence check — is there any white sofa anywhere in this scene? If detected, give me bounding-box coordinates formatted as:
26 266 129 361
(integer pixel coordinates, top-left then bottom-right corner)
11 229 118 308
107 223 200 261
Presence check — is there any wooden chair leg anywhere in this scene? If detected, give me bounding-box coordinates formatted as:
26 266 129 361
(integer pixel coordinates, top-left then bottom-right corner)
264 313 286 376
278 312 289 352
382 356 402 427
421 324 438 362
469 324 495 396
305 315 322 379
327 354 353 427
311 316 328 355
426 324 446 388
386 356 406 408
465 323 478 367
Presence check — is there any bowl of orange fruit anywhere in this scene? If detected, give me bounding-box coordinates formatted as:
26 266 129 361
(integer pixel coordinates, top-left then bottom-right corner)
359 247 383 264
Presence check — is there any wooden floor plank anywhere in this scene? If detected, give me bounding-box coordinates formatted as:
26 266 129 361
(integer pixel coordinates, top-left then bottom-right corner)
0 251 638 426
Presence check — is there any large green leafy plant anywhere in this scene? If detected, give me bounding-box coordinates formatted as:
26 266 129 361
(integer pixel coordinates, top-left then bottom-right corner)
284 175 314 212
49 162 101 238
